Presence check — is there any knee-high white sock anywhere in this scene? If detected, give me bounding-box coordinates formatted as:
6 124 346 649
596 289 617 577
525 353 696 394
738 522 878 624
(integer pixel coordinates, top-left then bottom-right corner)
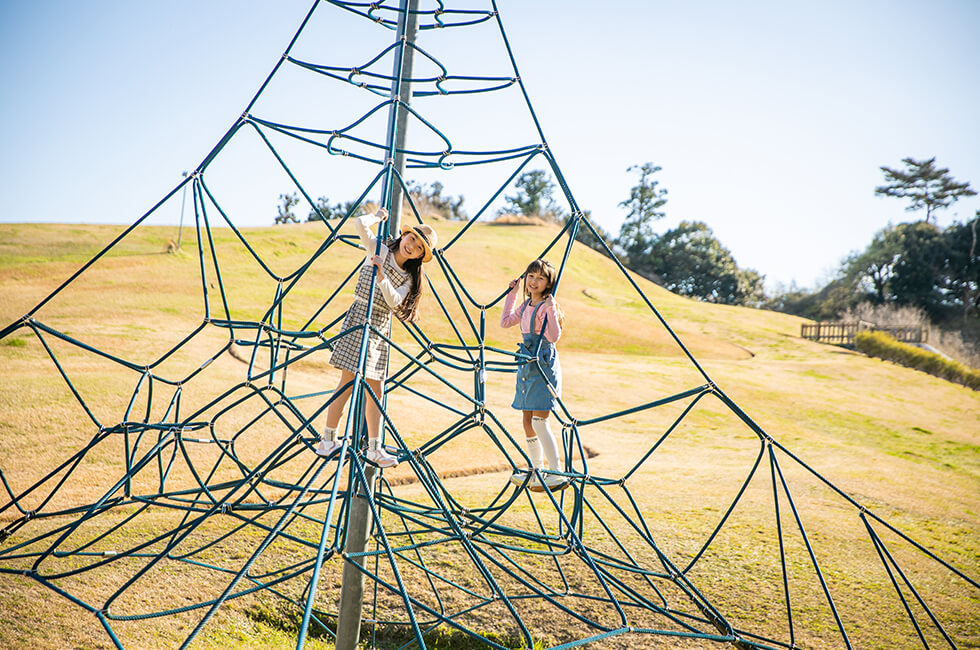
531 416 560 470
524 436 543 469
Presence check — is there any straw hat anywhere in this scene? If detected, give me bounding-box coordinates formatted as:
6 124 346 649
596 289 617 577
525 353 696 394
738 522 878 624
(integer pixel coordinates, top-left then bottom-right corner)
401 223 438 263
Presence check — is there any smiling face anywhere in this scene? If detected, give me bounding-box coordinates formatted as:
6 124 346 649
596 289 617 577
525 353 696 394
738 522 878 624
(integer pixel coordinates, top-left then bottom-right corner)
522 259 557 302
524 270 551 301
399 230 426 261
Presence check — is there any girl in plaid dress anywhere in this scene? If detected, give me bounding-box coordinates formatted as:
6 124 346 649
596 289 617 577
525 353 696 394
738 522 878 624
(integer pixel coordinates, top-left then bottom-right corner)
316 207 438 467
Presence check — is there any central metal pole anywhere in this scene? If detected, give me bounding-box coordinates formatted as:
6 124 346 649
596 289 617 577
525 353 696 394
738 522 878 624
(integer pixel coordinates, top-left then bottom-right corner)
334 2 418 648
386 6 418 235
379 0 419 235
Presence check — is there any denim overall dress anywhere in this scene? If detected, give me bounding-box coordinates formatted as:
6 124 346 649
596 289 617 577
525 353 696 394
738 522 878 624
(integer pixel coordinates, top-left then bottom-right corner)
512 301 562 411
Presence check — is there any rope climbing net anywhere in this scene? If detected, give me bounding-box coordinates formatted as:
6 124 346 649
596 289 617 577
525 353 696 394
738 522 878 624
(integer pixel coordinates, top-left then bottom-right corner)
1 2 977 649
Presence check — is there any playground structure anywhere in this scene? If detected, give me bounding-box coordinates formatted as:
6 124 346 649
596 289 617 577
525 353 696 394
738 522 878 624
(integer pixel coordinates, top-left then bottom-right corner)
1 2 978 649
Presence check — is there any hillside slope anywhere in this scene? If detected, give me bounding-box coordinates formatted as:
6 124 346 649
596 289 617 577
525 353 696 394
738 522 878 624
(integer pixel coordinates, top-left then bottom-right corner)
0 221 977 649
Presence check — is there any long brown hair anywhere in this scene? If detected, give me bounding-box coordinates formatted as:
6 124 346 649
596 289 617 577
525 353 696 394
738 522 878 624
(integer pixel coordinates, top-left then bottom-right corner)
522 258 564 326
387 236 424 323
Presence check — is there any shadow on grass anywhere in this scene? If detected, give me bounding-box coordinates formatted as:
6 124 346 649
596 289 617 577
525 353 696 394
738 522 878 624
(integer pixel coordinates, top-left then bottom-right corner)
246 601 548 650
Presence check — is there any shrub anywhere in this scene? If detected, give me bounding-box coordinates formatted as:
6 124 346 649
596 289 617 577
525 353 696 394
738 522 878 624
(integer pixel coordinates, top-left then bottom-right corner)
840 301 980 367
854 331 980 391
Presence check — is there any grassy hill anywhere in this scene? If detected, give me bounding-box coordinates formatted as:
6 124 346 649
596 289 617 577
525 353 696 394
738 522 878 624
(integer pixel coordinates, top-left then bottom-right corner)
0 221 977 649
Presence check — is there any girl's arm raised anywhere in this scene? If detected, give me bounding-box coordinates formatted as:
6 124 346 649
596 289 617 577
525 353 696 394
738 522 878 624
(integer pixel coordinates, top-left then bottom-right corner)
354 208 388 255
500 280 522 328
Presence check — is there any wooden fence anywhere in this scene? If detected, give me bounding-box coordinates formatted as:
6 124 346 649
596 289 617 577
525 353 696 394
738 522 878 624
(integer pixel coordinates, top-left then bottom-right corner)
800 321 927 347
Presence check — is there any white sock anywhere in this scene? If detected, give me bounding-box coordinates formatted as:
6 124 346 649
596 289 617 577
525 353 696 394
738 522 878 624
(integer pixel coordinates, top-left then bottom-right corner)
524 436 543 469
368 437 380 451
531 416 560 470
323 426 338 442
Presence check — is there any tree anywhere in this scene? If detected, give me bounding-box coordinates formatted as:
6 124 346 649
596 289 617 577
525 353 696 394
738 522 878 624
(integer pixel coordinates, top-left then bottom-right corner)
736 268 767 308
275 192 299 224
308 196 333 221
500 170 563 221
763 278 858 321
308 196 337 221
843 225 904 303
408 181 466 220
875 157 976 224
306 196 359 222
617 163 667 263
941 213 980 325
890 221 946 317
565 210 614 259
646 220 758 305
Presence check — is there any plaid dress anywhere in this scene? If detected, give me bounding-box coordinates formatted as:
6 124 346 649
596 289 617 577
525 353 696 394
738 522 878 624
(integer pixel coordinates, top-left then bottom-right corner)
330 248 411 380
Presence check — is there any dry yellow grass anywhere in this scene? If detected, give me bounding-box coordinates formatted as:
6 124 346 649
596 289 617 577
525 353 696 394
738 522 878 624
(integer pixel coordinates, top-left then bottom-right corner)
1 222 978 649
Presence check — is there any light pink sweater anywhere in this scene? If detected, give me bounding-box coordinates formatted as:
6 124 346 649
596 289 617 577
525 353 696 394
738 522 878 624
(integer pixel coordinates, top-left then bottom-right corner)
500 288 562 343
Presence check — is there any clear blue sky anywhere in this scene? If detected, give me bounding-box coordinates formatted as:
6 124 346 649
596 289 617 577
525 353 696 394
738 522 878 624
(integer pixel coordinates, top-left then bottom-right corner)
1 1 978 291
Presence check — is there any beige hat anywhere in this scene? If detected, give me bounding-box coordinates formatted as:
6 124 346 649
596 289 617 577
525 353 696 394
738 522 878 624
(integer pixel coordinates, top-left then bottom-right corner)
401 223 438 263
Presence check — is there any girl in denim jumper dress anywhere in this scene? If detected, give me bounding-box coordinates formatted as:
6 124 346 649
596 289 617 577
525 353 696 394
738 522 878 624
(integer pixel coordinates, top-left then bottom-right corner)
500 259 568 490
314 207 438 468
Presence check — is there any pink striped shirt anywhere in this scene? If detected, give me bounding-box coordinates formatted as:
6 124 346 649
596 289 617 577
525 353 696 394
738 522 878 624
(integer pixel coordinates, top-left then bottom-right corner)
500 289 562 343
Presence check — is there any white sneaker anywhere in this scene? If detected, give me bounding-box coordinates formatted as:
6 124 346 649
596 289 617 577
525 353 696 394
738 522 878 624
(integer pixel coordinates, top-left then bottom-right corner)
366 447 399 468
315 438 342 458
509 469 532 486
527 471 570 493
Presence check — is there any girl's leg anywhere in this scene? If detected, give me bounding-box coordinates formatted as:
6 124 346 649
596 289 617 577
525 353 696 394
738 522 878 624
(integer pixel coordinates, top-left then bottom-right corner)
522 411 536 438
325 370 356 430
530 410 560 471
364 377 398 467
520 410 544 470
316 370 355 457
363 377 384 441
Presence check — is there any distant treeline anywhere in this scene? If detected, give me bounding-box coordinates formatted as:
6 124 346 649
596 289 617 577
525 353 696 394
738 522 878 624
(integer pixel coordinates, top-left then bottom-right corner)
766 158 977 343
273 156 979 351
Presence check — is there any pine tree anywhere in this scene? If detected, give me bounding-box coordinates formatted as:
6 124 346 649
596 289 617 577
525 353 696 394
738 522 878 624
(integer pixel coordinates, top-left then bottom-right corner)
617 163 667 263
875 157 976 224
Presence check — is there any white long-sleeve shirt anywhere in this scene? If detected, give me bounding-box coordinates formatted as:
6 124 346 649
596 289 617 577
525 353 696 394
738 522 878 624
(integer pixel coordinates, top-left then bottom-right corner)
354 213 411 309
